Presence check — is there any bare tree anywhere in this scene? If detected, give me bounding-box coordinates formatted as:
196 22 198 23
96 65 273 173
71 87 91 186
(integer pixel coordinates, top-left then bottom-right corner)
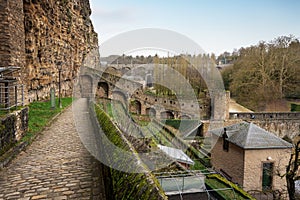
227 35 300 111
286 136 300 200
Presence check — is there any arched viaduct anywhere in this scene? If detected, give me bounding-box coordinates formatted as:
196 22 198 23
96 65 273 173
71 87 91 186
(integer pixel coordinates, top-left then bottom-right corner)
78 66 211 120
78 66 300 139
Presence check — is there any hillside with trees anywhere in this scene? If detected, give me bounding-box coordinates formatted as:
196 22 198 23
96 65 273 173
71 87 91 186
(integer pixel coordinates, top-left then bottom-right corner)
221 35 300 111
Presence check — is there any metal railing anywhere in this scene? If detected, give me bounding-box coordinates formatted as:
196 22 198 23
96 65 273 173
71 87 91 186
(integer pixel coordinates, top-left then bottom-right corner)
0 84 24 111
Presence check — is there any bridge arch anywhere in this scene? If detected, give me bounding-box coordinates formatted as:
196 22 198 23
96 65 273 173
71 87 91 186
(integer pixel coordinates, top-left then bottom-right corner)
130 100 142 114
107 66 117 72
146 107 156 117
97 82 109 98
160 111 175 119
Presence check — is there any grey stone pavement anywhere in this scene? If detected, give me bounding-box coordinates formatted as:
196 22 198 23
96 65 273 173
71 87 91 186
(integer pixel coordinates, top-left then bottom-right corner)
0 106 106 200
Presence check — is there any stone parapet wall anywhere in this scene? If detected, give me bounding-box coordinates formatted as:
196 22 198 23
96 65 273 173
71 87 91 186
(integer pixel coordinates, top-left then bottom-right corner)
92 103 167 200
229 112 300 120
229 112 300 139
0 107 29 155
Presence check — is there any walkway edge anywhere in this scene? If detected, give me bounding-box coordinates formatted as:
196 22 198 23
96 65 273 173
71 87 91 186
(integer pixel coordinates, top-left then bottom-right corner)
0 104 72 169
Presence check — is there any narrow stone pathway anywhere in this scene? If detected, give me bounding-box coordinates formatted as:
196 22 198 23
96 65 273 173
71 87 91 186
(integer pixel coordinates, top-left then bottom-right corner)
0 106 106 200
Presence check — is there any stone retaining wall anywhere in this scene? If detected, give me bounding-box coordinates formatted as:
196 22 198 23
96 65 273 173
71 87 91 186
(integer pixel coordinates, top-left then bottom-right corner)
0 107 28 155
92 104 167 200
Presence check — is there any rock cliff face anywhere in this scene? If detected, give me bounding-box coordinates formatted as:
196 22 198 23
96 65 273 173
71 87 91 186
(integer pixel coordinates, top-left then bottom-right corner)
0 0 25 69
24 0 99 101
0 0 99 102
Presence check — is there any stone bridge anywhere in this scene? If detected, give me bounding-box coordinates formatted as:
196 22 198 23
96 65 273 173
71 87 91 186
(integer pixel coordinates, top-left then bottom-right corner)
78 66 211 120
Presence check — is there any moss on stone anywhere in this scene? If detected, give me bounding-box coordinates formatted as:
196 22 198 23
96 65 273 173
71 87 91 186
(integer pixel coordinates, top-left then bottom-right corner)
95 105 167 200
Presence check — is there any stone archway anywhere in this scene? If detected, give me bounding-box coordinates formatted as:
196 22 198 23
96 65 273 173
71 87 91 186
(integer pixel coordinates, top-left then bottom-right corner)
80 75 93 98
146 107 156 117
160 111 175 119
130 100 142 114
97 82 109 98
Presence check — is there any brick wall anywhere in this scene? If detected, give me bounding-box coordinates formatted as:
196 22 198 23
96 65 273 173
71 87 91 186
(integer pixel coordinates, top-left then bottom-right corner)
211 136 245 185
211 136 292 193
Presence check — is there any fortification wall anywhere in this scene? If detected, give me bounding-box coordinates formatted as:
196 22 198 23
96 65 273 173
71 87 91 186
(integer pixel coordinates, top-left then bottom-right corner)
0 0 99 103
0 0 25 69
229 112 300 139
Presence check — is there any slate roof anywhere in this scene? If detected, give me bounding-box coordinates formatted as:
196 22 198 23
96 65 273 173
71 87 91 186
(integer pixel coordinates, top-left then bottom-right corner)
210 122 293 149
157 144 194 165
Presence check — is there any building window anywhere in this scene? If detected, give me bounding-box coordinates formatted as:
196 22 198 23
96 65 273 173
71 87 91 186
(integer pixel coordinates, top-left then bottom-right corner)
262 162 274 191
222 128 229 152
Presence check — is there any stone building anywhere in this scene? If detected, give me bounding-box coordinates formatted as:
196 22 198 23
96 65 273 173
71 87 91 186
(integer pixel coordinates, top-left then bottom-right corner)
210 122 293 193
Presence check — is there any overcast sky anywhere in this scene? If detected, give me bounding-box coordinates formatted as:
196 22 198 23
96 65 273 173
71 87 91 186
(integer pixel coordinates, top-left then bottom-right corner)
90 0 300 56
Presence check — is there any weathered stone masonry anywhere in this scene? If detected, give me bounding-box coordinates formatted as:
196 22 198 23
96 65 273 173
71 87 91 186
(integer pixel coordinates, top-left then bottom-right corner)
0 0 25 69
0 107 28 157
0 0 99 103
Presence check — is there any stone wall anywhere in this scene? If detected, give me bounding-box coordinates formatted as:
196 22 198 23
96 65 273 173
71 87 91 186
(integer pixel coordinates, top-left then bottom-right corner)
24 0 99 102
93 105 167 200
0 0 99 103
229 112 300 120
0 107 29 156
253 119 300 140
229 112 300 139
0 0 25 69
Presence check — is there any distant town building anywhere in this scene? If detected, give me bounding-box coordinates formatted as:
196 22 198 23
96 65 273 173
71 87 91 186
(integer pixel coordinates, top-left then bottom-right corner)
210 122 292 193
